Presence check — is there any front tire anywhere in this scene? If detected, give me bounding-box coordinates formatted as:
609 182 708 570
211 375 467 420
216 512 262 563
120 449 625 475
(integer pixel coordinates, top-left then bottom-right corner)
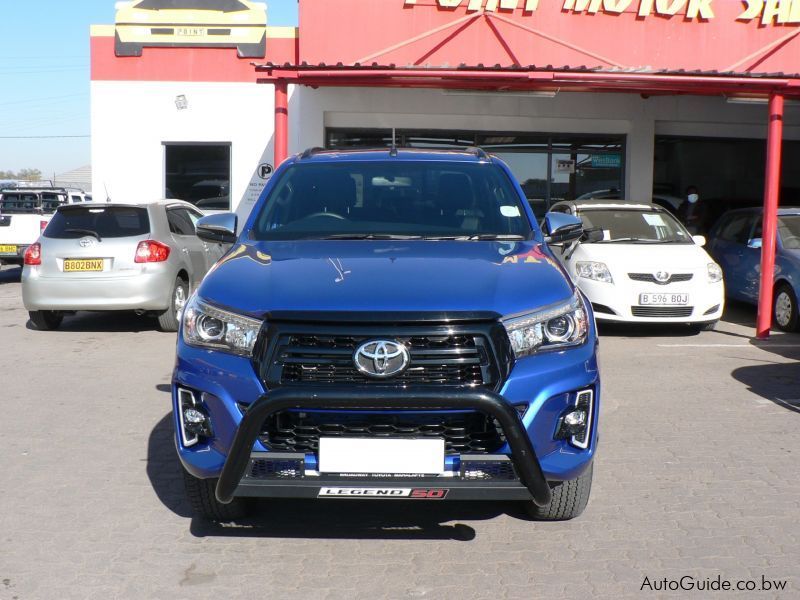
523 463 593 521
182 468 250 521
158 276 188 332
28 310 63 331
774 284 799 332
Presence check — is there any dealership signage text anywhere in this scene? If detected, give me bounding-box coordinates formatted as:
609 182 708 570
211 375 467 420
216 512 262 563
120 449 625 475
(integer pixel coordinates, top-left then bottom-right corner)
405 0 800 25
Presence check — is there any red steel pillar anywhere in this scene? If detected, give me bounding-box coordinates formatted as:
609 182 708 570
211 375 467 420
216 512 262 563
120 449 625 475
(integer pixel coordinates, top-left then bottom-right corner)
756 93 785 339
274 79 289 167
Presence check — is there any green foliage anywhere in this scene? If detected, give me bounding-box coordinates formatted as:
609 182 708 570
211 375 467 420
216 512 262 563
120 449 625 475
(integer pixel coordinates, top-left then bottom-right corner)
0 168 42 181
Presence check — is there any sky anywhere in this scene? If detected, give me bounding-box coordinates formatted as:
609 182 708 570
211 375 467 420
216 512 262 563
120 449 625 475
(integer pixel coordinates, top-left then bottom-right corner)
0 0 298 178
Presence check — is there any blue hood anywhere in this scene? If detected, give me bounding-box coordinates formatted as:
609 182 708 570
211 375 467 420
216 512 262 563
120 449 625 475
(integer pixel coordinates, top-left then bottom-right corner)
199 240 574 319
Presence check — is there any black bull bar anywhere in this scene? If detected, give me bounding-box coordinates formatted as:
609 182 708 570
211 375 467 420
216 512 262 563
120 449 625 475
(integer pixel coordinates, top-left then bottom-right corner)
215 387 552 507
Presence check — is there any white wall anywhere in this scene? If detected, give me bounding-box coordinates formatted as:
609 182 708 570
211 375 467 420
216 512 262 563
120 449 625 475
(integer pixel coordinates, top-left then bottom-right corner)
91 80 277 222
92 81 800 216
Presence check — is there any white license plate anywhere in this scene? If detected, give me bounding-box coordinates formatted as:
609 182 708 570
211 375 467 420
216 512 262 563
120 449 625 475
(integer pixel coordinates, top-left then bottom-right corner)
318 438 445 475
639 293 689 305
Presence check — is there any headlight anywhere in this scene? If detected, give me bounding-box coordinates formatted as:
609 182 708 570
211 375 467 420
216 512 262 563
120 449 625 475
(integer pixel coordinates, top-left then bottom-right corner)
576 261 613 283
182 295 262 356
707 262 723 283
502 293 589 358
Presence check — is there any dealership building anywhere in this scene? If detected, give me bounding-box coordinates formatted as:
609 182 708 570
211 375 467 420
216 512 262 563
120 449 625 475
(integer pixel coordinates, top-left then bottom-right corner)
91 0 800 333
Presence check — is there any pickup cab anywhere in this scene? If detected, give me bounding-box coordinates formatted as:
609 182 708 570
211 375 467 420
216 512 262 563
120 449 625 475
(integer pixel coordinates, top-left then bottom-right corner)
0 188 89 265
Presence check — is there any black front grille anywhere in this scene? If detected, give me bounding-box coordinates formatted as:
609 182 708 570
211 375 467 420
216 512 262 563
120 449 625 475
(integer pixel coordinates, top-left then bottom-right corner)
258 321 510 389
631 306 694 317
260 410 506 455
279 334 486 386
628 273 693 285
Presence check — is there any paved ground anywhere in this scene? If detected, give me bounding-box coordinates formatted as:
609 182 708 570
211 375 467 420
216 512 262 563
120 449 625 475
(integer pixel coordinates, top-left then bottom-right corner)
0 263 798 600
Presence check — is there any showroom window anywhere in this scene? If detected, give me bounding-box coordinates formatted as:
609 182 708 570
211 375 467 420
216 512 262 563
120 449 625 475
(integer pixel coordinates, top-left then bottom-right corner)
164 143 231 210
326 129 625 218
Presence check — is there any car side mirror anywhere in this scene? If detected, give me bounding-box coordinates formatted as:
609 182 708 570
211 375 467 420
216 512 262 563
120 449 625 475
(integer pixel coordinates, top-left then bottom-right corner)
197 213 237 245
583 227 604 243
747 237 762 249
692 235 707 247
543 212 584 244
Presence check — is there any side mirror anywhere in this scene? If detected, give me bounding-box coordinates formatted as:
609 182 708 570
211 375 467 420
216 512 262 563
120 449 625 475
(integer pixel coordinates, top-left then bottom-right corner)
692 235 707 247
543 212 584 244
197 212 237 245
747 237 762 249
583 227 605 243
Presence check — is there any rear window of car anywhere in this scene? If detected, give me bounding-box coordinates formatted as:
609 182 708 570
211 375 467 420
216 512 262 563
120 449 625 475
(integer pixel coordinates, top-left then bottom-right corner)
0 193 40 213
44 207 151 239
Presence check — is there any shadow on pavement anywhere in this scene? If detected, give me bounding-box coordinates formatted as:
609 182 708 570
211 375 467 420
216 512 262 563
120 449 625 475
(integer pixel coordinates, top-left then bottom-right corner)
0 266 21 284
25 310 163 333
147 411 513 540
730 330 800 413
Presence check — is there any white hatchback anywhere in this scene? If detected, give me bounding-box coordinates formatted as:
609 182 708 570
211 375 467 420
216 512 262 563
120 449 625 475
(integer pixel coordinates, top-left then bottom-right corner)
549 201 724 330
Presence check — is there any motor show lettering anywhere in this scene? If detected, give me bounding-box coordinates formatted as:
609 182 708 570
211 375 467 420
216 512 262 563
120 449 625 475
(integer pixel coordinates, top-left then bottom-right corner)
404 0 800 24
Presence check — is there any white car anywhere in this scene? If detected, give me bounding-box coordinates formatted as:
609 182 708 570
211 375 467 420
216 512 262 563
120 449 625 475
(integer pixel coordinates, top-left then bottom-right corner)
549 201 724 330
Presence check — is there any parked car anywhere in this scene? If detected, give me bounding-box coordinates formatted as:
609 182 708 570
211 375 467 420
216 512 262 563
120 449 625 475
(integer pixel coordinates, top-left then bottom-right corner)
22 200 225 331
577 188 684 214
0 187 89 266
708 207 800 331
549 200 725 330
173 148 600 522
114 0 268 58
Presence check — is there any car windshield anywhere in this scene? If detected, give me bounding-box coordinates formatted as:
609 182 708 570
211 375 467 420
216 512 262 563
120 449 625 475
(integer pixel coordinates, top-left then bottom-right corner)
45 206 150 239
779 215 800 249
578 208 692 244
134 0 249 11
250 161 533 241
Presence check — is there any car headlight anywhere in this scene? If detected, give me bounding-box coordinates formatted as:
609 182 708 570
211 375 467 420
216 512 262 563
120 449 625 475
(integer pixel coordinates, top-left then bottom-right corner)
502 293 589 358
707 262 723 283
182 295 262 356
576 261 613 283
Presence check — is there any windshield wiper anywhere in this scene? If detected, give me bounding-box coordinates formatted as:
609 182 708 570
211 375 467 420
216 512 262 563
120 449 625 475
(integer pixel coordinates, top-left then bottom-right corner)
64 228 102 242
316 233 424 240
423 234 527 241
598 237 664 244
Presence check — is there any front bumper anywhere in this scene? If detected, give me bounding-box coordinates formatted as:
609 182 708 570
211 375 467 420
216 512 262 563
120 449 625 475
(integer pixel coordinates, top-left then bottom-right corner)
577 276 724 323
214 387 554 507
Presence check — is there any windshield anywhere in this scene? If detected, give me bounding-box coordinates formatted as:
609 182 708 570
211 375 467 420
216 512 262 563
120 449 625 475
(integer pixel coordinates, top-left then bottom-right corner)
779 215 800 249
578 208 692 244
250 161 533 241
45 207 150 239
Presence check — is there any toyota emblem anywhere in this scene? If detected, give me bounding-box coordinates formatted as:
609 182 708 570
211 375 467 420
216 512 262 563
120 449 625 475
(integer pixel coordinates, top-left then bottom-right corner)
654 271 670 283
79 237 96 248
354 340 410 378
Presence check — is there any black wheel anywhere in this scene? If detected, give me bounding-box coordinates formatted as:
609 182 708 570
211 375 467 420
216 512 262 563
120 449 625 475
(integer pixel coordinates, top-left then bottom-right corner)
522 463 593 521
692 320 718 332
158 276 189 332
774 283 799 332
182 467 250 521
28 310 63 331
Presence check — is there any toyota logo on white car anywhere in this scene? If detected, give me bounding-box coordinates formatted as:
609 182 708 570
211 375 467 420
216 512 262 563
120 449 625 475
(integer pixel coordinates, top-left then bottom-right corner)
354 340 410 378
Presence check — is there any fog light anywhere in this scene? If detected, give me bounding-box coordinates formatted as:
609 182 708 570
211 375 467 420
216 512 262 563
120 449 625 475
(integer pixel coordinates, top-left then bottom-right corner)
554 389 594 449
177 388 213 447
564 409 586 428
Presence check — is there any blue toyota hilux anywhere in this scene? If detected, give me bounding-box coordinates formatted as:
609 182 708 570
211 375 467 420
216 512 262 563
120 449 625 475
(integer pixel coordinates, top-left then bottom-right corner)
173 148 600 521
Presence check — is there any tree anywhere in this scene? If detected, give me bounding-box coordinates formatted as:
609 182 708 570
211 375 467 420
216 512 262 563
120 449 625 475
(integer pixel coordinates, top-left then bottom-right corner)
0 168 42 181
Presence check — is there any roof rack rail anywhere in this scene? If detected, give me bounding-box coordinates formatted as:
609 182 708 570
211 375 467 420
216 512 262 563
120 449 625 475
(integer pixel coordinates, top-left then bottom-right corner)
299 147 325 159
465 146 489 159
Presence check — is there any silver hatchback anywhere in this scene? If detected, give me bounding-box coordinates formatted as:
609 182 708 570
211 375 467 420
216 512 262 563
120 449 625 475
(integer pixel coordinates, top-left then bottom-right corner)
22 200 226 331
